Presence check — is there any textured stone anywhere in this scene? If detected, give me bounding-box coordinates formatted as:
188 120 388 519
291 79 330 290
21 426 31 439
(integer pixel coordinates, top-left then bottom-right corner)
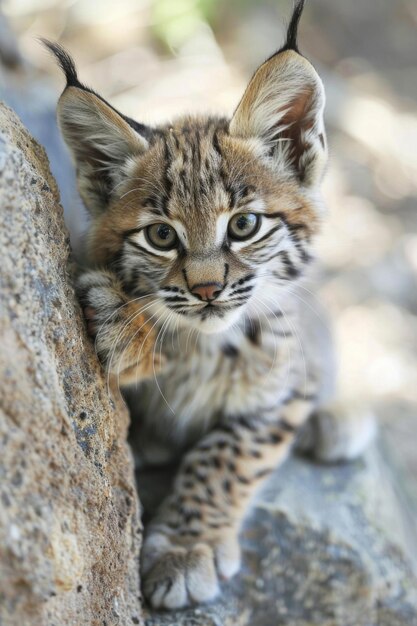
0 103 143 626
140 449 417 626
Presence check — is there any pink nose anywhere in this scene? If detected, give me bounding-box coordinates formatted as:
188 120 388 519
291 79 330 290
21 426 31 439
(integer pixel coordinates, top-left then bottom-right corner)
191 282 223 302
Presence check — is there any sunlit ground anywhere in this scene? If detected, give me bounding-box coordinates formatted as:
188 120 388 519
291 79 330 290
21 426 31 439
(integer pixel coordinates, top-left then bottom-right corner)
4 0 417 501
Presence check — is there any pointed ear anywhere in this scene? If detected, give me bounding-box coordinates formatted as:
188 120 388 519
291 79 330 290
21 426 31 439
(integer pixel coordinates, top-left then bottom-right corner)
43 41 150 214
57 87 149 214
229 50 327 188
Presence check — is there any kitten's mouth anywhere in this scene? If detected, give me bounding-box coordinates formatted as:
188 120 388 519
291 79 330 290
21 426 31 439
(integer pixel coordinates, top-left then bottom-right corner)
168 299 244 334
198 300 244 321
201 303 220 316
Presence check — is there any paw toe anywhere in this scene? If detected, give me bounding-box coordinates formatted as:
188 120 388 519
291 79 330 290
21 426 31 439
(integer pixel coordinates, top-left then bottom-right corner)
163 573 187 610
144 548 187 609
142 538 221 608
186 543 219 603
214 534 241 579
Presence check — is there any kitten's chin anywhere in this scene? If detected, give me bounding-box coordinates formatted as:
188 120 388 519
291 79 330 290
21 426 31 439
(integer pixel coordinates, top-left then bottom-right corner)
181 307 243 335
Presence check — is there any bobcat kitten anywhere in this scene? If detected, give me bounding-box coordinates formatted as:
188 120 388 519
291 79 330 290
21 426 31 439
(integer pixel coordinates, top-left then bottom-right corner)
45 0 375 610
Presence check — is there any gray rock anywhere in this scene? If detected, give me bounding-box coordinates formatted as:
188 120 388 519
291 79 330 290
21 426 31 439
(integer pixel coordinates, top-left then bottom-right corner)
0 103 143 626
141 450 417 626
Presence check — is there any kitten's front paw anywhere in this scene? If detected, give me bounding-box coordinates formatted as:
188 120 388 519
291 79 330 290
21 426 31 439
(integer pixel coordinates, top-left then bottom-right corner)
76 270 164 383
141 529 240 609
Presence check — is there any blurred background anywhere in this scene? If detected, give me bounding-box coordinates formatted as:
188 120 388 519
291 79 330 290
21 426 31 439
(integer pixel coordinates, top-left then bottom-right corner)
1 0 416 511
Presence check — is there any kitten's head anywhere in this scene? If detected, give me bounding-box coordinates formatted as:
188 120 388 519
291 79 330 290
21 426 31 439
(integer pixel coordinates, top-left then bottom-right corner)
45 0 327 334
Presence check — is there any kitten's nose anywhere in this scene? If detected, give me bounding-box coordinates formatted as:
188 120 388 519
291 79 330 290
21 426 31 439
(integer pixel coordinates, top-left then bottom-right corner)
191 282 223 302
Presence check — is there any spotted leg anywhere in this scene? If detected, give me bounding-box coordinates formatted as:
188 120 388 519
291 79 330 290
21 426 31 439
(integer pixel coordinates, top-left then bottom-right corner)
141 393 315 609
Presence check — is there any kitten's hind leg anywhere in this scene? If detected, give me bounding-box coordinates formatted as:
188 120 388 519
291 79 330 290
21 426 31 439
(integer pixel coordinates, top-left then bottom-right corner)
296 289 376 463
295 401 377 463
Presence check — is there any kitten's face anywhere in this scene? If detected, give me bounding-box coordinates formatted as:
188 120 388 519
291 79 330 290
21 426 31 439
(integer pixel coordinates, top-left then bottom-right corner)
89 117 320 334
50 43 327 335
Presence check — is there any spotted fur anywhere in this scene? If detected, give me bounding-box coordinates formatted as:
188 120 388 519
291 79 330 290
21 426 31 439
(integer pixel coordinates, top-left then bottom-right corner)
45 0 375 610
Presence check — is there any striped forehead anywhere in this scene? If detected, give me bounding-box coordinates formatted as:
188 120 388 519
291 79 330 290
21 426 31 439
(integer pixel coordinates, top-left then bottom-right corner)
122 117 268 223
164 126 230 218
120 118 276 241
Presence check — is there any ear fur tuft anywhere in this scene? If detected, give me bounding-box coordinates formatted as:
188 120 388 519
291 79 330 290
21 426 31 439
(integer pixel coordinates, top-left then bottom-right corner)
42 40 153 214
280 0 305 54
41 39 153 141
229 0 326 189
41 39 80 88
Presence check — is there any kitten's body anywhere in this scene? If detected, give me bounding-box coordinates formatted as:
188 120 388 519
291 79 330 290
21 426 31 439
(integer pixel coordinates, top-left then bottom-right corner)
127 280 332 464
45 0 375 610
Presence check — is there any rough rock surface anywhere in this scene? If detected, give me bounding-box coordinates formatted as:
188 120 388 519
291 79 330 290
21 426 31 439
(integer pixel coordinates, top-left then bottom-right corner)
0 103 143 626
140 450 417 626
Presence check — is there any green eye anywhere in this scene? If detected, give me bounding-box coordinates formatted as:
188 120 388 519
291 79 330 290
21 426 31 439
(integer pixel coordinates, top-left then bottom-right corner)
228 213 260 241
145 223 178 250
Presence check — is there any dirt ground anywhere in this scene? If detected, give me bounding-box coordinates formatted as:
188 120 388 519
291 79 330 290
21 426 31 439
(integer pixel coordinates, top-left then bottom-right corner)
4 0 417 508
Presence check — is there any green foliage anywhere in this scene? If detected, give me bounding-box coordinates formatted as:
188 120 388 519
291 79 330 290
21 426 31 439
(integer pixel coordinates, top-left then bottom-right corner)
151 0 221 50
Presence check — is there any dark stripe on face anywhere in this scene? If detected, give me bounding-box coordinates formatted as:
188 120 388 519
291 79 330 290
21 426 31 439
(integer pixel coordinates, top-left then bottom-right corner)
231 273 255 289
142 200 165 218
161 139 173 217
163 295 189 303
278 251 300 278
161 285 185 294
182 267 191 291
123 227 142 239
264 212 308 240
126 239 168 259
223 262 230 285
212 131 222 159
296 242 313 264
251 223 282 246
230 285 253 296
227 184 238 208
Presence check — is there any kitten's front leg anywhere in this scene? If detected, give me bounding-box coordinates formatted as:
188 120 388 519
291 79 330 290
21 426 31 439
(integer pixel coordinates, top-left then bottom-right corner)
77 269 164 385
141 394 315 609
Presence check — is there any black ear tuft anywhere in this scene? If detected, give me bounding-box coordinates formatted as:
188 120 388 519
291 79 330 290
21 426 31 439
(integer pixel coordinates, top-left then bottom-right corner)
281 0 306 54
41 39 154 141
40 39 81 88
